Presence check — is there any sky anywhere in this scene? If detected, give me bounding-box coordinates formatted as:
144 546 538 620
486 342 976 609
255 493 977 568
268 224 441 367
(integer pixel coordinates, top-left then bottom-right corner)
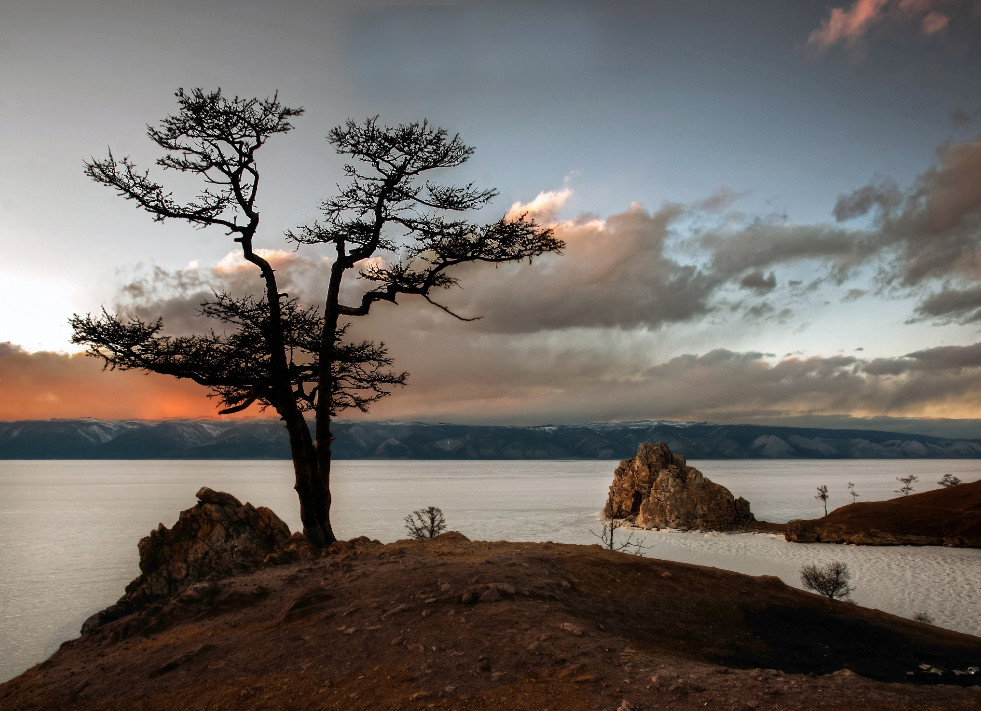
2 0 981 434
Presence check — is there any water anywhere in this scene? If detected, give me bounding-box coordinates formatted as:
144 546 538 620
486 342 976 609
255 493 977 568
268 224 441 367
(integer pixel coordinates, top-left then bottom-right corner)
1 459 979 683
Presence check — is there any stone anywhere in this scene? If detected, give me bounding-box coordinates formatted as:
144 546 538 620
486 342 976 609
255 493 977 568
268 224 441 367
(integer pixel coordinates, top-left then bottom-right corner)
603 442 755 531
83 488 291 632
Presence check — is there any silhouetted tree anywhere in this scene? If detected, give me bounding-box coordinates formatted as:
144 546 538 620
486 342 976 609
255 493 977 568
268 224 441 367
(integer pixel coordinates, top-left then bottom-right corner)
71 89 562 546
938 473 961 488
800 561 853 600
592 517 648 556
815 484 829 516
404 506 447 540
896 474 918 496
847 481 859 503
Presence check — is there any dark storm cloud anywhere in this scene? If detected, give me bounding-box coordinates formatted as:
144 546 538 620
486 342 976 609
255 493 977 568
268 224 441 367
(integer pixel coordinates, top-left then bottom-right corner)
911 285 981 322
699 219 869 283
739 270 776 293
692 136 981 321
430 204 721 333
863 342 981 375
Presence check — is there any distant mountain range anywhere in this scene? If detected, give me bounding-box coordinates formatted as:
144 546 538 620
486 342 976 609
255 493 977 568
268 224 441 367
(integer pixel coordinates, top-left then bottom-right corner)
1 418 980 460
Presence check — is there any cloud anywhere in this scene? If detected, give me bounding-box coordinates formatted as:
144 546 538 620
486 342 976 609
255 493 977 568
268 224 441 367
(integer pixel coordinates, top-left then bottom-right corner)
911 284 981 322
921 10 951 32
435 203 720 332
0 342 247 420
9 329 981 426
832 180 897 222
739 270 777 294
689 134 981 322
806 0 958 53
951 105 981 128
692 186 742 214
109 250 336 334
506 187 572 224
699 218 869 284
807 0 891 51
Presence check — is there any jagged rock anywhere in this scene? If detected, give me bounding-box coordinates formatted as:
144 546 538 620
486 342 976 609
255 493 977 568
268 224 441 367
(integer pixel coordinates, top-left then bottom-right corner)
83 487 291 632
603 442 754 530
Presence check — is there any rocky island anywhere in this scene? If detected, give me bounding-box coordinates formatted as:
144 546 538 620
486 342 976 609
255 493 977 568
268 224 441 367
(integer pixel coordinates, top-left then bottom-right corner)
603 442 755 530
3 486 980 710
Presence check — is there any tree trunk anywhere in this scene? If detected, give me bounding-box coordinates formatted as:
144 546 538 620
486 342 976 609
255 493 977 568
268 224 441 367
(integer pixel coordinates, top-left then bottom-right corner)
283 413 336 547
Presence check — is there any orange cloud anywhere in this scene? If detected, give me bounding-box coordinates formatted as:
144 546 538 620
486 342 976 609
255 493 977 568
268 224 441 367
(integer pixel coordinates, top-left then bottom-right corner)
921 10 951 31
0 343 261 420
808 0 890 49
807 0 955 51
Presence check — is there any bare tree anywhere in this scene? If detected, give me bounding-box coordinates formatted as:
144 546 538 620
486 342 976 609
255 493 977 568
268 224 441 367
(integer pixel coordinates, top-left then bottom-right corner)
938 473 961 488
896 474 918 496
71 89 562 547
847 481 859 503
815 484 829 516
800 561 853 600
592 517 649 556
404 506 447 540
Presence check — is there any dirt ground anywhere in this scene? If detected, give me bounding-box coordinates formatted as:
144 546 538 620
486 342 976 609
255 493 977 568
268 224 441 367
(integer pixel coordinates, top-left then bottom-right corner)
2 533 979 711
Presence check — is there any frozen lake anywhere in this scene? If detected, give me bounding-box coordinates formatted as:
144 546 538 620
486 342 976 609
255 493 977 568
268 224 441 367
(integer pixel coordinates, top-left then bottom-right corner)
1 458 979 683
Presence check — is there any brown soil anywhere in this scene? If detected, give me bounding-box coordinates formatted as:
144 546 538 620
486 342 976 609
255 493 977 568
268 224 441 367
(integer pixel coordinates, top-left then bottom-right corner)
2 533 979 711
787 480 981 546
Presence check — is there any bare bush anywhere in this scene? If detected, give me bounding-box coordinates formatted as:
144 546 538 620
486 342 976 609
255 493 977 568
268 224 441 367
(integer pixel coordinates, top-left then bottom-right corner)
404 506 447 540
592 518 649 556
848 481 859 503
913 611 935 624
800 561 853 600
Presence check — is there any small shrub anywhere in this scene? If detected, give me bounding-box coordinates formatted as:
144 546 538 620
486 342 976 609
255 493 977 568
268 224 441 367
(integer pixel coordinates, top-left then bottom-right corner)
404 506 447 540
847 481 859 503
800 561 853 600
938 473 961 488
913 611 934 624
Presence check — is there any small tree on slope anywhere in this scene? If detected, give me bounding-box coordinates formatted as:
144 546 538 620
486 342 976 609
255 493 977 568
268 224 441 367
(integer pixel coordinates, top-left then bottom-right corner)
800 561 853 600
815 484 829 516
71 89 563 546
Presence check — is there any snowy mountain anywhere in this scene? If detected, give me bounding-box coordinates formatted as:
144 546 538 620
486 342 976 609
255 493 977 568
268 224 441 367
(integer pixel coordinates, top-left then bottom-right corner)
1 418 980 459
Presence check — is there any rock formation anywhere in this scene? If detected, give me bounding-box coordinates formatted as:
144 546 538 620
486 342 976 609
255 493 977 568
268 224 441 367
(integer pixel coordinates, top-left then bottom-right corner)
83 487 293 631
603 442 754 530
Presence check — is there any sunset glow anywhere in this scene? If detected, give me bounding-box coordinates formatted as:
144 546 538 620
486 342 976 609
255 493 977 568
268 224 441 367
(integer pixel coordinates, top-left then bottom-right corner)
2 0 980 434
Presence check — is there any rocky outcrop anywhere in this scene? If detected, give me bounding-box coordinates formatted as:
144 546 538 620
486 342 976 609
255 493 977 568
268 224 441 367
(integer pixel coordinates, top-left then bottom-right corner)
785 480 981 547
83 487 293 632
603 442 754 530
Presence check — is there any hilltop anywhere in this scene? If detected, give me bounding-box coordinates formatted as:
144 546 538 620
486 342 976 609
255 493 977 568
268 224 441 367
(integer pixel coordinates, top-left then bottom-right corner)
786 479 981 546
2 533 979 710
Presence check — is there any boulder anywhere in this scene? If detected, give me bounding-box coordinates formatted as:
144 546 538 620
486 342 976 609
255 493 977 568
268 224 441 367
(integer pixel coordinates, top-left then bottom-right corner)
83 487 292 632
603 442 754 530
